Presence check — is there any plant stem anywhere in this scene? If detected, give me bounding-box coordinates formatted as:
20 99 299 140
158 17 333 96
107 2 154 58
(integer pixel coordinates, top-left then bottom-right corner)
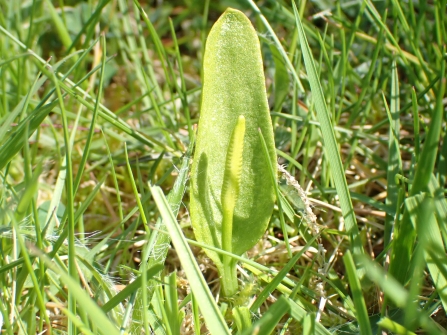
221 259 238 297
220 115 245 296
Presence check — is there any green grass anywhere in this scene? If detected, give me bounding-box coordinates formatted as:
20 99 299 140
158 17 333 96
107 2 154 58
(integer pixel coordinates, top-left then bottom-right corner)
0 0 446 334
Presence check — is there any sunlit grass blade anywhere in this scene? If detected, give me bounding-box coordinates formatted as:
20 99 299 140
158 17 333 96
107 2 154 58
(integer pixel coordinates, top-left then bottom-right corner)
43 0 73 50
258 128 291 258
52 67 78 334
242 296 290 335
73 34 106 194
245 0 304 92
123 143 148 226
406 194 447 312
250 233 320 313
357 255 407 308
377 317 417 335
149 185 230 334
164 272 182 335
34 249 120 335
383 60 402 246
343 251 372 335
389 51 446 285
428 175 447 231
292 1 363 256
0 296 13 335
288 298 332 335
101 264 163 313
233 306 252 334
303 312 316 335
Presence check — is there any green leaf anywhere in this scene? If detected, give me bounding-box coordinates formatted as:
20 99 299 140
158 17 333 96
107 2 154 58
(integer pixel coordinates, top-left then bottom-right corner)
190 8 277 296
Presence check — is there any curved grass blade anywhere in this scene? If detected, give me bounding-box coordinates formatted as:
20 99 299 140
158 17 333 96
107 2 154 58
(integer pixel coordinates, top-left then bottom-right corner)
241 296 290 335
101 264 163 313
35 249 120 335
292 1 363 256
343 251 372 335
149 185 230 334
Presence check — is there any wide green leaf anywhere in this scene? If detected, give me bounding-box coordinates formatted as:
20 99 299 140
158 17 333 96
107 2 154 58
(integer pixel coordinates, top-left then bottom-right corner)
190 8 277 296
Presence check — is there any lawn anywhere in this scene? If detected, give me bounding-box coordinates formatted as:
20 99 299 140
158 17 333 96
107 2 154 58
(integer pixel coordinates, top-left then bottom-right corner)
0 0 446 334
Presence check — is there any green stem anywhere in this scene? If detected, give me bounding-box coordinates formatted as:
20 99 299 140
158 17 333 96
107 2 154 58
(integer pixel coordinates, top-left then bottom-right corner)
221 205 233 270
221 208 236 296
221 259 238 297
220 115 245 296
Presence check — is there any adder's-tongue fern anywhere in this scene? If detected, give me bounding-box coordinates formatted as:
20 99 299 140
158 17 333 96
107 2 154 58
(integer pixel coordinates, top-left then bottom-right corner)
190 8 277 297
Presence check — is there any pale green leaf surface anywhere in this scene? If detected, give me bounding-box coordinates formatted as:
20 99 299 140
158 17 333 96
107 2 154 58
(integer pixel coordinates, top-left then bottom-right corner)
190 8 276 267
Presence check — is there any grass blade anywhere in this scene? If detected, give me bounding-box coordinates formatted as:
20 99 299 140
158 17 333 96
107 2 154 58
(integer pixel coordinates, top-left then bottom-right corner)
389 49 446 284
292 1 363 256
149 185 230 334
384 60 402 246
101 265 163 313
343 251 372 335
35 250 120 335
